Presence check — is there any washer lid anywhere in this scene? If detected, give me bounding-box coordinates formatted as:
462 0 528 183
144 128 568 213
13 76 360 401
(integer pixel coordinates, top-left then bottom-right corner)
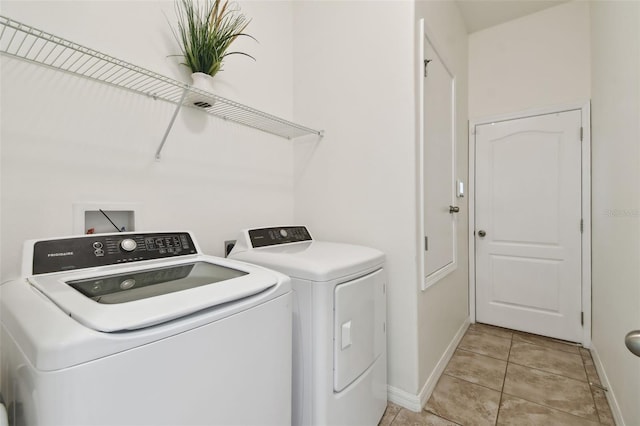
29 256 279 332
231 241 384 282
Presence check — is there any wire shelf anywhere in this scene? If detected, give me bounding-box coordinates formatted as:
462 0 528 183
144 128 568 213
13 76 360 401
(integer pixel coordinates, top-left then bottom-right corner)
0 15 323 156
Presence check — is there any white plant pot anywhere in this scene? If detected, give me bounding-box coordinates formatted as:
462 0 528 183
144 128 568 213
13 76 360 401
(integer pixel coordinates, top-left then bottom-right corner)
189 72 215 108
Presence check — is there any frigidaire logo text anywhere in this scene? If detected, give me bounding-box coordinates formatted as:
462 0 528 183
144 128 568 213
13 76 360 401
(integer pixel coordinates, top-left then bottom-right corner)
47 252 74 257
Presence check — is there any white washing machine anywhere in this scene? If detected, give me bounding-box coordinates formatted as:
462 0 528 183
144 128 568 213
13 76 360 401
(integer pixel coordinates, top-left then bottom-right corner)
228 226 387 426
0 231 292 426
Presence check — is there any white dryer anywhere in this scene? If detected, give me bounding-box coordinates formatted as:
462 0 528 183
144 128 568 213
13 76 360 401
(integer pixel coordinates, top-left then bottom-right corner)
229 226 387 426
0 231 292 426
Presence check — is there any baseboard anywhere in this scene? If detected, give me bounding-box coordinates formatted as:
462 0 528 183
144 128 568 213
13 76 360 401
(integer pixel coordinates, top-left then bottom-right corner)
590 343 626 426
418 317 471 408
386 317 471 413
386 385 422 412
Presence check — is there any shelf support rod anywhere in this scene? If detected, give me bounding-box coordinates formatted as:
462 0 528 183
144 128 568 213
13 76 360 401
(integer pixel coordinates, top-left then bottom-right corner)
156 87 188 160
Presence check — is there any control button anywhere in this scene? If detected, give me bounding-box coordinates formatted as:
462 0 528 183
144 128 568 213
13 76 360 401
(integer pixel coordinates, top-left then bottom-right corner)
279 229 288 238
120 238 137 252
120 279 135 290
93 241 103 249
94 249 104 257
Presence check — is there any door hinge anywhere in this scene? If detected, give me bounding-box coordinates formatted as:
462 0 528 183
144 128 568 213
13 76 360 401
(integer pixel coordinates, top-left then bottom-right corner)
580 219 584 233
580 127 584 142
424 59 432 77
581 311 584 326
424 236 428 251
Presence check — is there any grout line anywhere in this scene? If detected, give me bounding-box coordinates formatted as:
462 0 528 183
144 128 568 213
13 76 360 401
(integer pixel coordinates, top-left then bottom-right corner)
387 407 400 425
511 333 583 355
456 350 509 363
507 359 589 383
445 326 611 425
501 391 602 424
423 406 463 426
441 372 503 394
467 327 513 342
496 334 514 425
456 347 509 364
504 361 599 423
456 343 510 362
581 350 605 424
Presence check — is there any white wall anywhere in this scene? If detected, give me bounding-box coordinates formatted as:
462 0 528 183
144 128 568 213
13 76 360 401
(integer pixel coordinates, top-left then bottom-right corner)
292 0 470 407
590 2 640 425
292 0 420 398
468 0 591 119
415 0 469 400
0 1 297 281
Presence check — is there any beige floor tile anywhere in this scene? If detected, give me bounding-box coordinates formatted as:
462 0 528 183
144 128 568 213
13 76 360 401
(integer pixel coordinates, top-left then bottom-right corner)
503 363 598 421
512 332 580 354
582 353 594 367
585 363 601 386
579 347 593 363
425 375 501 426
592 388 615 426
469 322 514 340
497 394 600 426
379 402 402 426
580 348 604 386
509 341 587 381
444 349 507 391
458 329 512 361
391 408 459 426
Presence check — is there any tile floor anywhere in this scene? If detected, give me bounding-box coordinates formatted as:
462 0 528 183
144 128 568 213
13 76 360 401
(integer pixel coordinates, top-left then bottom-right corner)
379 323 615 426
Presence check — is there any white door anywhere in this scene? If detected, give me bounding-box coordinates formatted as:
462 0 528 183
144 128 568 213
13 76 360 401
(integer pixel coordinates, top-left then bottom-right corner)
475 110 583 342
423 32 457 287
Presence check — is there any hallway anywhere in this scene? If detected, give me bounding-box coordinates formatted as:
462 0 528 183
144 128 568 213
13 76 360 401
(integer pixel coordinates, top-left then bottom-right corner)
381 323 615 425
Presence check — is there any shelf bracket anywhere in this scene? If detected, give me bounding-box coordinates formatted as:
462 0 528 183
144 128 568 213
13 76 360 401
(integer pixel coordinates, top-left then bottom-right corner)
155 87 188 160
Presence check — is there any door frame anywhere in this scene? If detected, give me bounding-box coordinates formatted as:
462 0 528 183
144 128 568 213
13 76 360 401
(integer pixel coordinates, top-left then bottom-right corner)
418 18 458 291
468 102 592 346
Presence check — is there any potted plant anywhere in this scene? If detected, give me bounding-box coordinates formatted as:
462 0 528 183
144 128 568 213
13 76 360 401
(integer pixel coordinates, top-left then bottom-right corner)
172 0 256 105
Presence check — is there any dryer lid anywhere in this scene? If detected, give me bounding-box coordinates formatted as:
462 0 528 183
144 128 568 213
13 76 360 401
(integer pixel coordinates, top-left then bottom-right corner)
29 256 279 332
231 241 384 282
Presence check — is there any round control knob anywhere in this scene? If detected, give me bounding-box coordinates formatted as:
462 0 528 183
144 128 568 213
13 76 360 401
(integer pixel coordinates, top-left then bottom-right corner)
279 229 288 238
120 238 137 252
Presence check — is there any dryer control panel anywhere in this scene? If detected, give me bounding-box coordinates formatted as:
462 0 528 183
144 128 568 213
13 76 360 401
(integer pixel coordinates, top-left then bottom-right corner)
31 232 197 275
248 226 312 248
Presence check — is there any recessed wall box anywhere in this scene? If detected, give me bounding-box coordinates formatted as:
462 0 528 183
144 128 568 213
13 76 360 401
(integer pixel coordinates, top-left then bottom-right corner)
73 203 140 235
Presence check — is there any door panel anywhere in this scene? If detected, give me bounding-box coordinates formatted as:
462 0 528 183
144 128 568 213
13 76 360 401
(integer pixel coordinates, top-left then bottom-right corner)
490 133 561 244
333 269 385 392
475 110 582 342
423 34 456 284
490 255 560 312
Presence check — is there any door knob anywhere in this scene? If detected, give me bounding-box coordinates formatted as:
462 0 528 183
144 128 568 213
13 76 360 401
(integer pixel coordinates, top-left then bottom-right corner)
478 230 486 237
625 330 640 357
449 206 460 213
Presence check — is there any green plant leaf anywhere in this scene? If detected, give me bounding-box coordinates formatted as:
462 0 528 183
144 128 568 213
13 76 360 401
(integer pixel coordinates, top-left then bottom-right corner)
171 0 256 77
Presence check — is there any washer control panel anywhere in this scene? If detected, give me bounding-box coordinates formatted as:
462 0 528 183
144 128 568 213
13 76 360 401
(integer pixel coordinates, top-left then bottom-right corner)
248 226 312 248
32 232 197 275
